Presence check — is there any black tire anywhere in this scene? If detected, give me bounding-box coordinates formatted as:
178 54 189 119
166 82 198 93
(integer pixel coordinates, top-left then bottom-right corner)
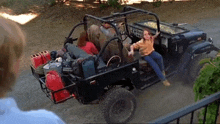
187 54 208 82
100 88 136 124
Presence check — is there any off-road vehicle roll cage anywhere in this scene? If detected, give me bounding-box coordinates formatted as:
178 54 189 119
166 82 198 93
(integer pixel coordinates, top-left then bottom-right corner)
64 6 162 63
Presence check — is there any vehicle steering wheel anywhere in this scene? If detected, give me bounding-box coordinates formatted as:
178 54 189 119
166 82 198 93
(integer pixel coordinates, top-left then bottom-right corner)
106 55 121 67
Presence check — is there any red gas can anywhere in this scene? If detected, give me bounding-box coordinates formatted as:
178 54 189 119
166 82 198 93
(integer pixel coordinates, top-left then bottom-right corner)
39 51 51 64
31 53 43 69
46 70 70 102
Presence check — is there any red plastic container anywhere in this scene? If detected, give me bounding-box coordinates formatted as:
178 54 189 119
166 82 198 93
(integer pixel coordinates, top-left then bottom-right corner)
31 53 43 69
39 51 51 64
46 70 70 102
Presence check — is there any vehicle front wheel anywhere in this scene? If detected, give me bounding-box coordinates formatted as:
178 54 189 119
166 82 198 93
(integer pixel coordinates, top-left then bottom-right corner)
100 88 136 124
188 54 208 82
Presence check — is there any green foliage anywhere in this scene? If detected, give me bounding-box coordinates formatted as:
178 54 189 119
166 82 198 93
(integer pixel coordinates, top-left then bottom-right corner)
99 3 108 10
198 103 218 124
100 0 121 10
199 58 211 65
108 0 121 9
193 52 220 123
152 0 162 8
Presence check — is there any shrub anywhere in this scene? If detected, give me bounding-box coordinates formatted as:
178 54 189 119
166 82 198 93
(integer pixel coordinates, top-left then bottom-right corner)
152 0 162 8
100 0 122 10
194 52 220 123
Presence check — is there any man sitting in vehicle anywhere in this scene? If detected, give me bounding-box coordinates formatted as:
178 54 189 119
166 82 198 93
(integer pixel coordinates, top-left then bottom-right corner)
87 24 133 64
100 22 132 50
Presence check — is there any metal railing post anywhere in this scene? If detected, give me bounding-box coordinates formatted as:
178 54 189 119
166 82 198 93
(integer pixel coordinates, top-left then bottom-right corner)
190 111 194 124
203 105 208 124
214 101 220 124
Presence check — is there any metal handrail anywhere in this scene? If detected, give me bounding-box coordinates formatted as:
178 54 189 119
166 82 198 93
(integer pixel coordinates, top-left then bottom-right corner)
150 91 220 123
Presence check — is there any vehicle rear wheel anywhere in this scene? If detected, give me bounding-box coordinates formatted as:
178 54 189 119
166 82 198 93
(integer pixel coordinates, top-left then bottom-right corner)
100 88 136 124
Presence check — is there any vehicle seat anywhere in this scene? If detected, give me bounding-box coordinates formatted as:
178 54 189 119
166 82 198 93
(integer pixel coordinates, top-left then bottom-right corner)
65 43 91 59
132 51 147 66
154 37 168 48
64 43 107 78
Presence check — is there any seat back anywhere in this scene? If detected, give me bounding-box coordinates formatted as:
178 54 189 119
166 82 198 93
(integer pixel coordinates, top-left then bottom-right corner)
65 43 91 59
81 56 96 78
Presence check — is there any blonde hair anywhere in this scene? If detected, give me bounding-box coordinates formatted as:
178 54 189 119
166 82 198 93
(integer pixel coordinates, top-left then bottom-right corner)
87 24 102 50
0 17 26 96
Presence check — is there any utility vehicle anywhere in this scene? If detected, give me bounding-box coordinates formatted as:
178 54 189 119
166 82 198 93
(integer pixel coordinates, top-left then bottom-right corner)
31 6 219 123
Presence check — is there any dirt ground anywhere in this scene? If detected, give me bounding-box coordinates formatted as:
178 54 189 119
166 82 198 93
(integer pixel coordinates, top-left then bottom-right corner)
3 0 219 72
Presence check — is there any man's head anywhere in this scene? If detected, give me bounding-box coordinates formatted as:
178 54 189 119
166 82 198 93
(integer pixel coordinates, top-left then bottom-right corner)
0 17 26 97
88 24 101 42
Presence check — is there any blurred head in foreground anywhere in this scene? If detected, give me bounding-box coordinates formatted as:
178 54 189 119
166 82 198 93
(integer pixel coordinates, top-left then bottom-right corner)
0 17 26 97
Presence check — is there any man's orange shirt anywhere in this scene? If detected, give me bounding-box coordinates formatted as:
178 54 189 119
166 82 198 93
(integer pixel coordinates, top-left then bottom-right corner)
132 38 154 56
